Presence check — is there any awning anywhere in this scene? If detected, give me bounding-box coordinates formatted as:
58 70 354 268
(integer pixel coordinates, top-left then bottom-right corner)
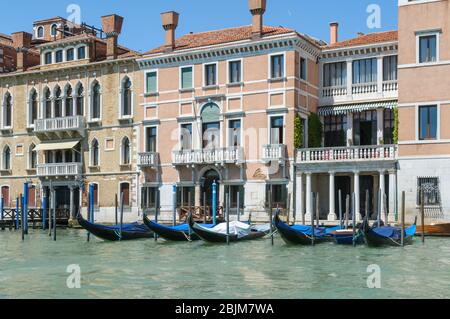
34 140 80 152
318 101 397 116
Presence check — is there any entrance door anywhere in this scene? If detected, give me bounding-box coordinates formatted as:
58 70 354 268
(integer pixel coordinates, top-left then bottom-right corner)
353 111 377 146
335 176 351 217
360 176 373 219
201 170 220 209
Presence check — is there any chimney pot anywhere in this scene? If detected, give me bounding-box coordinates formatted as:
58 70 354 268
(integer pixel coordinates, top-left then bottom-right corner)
161 11 179 52
248 0 267 39
101 14 124 60
11 31 32 72
330 22 339 45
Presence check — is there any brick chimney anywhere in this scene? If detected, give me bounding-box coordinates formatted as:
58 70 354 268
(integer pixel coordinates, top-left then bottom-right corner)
161 11 179 52
101 14 124 60
330 22 339 45
248 0 266 39
11 32 32 72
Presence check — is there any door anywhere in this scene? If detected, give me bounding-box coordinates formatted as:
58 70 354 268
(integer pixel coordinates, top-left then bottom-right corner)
201 170 220 209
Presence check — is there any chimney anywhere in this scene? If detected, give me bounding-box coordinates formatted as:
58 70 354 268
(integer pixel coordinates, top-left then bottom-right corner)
330 22 339 45
248 0 266 39
161 11 179 52
101 14 124 60
11 32 32 72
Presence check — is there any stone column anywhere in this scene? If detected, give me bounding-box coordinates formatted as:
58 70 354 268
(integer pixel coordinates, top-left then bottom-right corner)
328 172 337 221
195 184 201 207
346 60 353 99
69 186 75 220
377 108 384 145
305 173 312 221
377 56 383 94
379 170 386 219
388 170 396 223
354 171 361 221
297 173 304 222
372 174 379 219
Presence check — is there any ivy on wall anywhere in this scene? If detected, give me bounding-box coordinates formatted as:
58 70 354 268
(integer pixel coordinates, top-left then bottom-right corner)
393 107 399 144
308 113 323 148
294 114 304 149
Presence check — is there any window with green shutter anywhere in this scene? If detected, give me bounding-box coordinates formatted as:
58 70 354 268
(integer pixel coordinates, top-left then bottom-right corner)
181 67 193 89
146 71 157 94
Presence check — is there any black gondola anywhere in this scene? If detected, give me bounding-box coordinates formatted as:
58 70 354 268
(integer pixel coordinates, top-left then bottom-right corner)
77 214 154 241
187 213 270 243
361 217 417 247
143 214 215 241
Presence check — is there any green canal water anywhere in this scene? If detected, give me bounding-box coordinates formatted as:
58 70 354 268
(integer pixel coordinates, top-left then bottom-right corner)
0 229 450 299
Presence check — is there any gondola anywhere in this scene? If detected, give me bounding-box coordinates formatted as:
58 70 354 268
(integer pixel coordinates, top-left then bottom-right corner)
329 229 365 245
77 214 154 241
416 222 450 237
361 217 417 247
187 213 270 243
143 214 215 241
273 211 334 245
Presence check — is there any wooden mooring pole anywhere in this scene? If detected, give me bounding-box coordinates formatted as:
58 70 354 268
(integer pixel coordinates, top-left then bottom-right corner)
115 194 118 226
338 189 342 229
345 194 350 230
226 193 230 246
20 194 24 241
315 192 320 227
269 188 274 246
421 190 425 244
311 192 315 246
52 188 56 241
401 191 405 247
120 192 124 241
155 190 160 242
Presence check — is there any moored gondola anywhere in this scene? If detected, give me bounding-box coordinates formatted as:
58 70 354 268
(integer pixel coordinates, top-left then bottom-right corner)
143 214 214 241
361 217 417 247
77 214 154 241
330 229 365 245
187 213 270 243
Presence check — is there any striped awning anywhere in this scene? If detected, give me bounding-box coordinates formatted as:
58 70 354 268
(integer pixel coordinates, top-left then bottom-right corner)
34 140 80 152
318 101 397 116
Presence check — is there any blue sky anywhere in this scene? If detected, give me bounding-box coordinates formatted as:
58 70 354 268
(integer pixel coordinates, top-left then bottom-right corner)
1 0 398 52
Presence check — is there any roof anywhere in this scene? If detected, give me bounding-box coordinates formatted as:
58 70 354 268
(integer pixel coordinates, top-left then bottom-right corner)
323 30 398 50
33 16 67 25
145 25 295 54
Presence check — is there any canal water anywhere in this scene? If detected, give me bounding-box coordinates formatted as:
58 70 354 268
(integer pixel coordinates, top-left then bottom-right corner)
0 229 449 299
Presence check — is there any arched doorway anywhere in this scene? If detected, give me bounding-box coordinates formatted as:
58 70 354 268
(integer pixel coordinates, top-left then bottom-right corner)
200 169 220 209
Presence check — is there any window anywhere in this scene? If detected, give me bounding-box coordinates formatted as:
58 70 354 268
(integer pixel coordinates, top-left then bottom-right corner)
180 124 192 150
30 90 38 126
270 116 284 145
300 57 307 81
91 82 101 120
229 60 241 84
323 62 347 87
44 52 52 65
176 186 195 208
77 46 86 60
383 55 398 81
324 115 347 147
417 177 440 206
225 185 244 209
54 86 62 117
419 35 437 63
44 88 51 119
120 183 130 207
353 58 377 84
145 127 157 153
65 86 73 116
205 64 217 86
37 26 44 38
122 77 132 117
266 184 287 209
55 50 63 63
384 109 395 144
66 48 74 61
228 119 241 147
2 146 11 170
181 66 193 89
51 24 57 37
29 144 37 169
141 187 158 209
353 110 378 146
419 105 437 140
146 71 157 94
121 137 130 165
202 122 220 149
1 186 10 207
3 93 12 128
91 139 99 167
270 54 284 79
75 84 84 116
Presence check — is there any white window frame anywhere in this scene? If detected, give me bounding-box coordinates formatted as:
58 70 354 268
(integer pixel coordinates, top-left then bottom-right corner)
226 118 243 148
1 144 12 171
118 181 131 207
119 76 134 119
104 137 115 152
120 136 131 165
299 54 308 82
144 69 158 95
179 65 194 90
36 26 44 39
15 144 24 157
267 114 286 146
89 138 100 167
2 92 13 130
144 125 158 153
27 88 39 128
27 143 37 170
179 122 193 151
0 185 10 207
415 103 440 142
203 62 219 88
227 58 243 84
89 80 102 122
268 52 287 80
416 30 440 65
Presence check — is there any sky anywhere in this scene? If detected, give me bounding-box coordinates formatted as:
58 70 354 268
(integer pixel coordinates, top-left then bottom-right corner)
1 0 398 53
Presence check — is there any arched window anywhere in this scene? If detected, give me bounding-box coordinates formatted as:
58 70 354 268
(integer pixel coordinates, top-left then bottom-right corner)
3 92 12 128
91 81 101 120
37 26 44 38
201 103 221 149
29 90 38 126
119 182 130 207
54 86 62 118
51 24 57 37
2 145 11 170
44 87 52 119
90 139 99 167
121 137 130 165
122 77 132 117
75 84 84 116
28 144 37 170
65 85 73 116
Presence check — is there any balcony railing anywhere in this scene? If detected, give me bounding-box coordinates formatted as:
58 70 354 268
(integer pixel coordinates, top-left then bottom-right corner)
173 147 244 165
382 80 398 92
321 81 398 98
36 163 83 177
296 145 397 164
321 85 347 98
138 152 159 168
262 144 287 163
352 82 377 95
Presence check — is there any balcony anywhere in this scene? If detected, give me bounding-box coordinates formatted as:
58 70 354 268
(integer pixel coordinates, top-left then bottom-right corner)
138 152 159 168
296 145 397 165
322 85 347 98
262 144 287 164
352 82 377 95
36 163 83 178
34 116 86 140
173 147 244 166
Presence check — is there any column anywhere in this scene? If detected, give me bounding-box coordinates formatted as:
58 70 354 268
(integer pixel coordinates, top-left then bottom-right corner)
297 173 304 222
195 184 201 207
388 170 396 223
346 60 353 98
69 186 75 220
328 172 336 221
377 108 384 145
379 170 386 219
354 171 361 221
377 56 383 94
305 173 312 221
346 113 354 146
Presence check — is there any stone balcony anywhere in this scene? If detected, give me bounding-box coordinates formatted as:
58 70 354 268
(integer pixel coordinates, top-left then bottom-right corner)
37 162 83 178
172 147 244 166
262 144 287 164
34 116 86 140
138 152 159 168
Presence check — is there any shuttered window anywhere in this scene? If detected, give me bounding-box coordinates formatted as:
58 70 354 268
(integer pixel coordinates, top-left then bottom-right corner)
181 67 193 89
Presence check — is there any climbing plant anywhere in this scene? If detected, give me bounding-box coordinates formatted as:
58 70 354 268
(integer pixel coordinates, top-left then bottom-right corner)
294 114 304 149
393 107 399 144
308 113 323 148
